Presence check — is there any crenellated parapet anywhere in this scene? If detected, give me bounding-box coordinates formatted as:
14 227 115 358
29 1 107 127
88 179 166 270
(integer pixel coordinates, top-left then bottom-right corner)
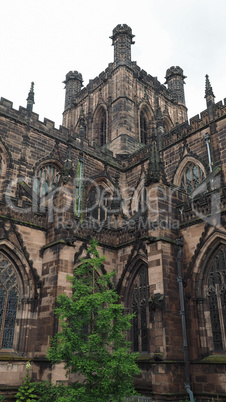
0 97 69 141
162 99 226 149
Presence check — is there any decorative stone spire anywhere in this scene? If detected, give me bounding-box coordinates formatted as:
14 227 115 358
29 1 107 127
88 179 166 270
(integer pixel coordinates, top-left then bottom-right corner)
110 24 135 64
26 82 35 112
205 74 215 109
63 71 83 110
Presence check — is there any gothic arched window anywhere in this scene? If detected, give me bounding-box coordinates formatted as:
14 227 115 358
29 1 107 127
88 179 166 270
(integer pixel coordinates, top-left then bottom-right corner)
87 185 111 223
140 111 148 145
0 253 19 349
206 246 226 351
33 164 60 198
181 162 205 194
128 263 149 352
100 112 106 146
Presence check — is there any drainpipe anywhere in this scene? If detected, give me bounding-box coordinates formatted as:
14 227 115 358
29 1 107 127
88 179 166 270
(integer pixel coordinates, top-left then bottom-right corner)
204 132 213 173
176 238 194 402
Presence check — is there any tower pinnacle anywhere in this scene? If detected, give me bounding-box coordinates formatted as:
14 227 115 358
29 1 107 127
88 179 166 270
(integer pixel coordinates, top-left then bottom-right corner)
26 82 35 112
205 74 215 108
110 24 135 64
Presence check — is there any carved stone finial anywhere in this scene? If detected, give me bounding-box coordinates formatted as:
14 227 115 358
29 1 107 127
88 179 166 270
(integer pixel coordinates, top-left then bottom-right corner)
205 74 215 99
26 82 35 112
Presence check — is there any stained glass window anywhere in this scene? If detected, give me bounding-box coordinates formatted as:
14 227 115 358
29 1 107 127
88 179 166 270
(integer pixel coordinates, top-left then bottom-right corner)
130 264 149 352
206 246 226 351
0 253 19 349
181 162 205 194
33 165 60 198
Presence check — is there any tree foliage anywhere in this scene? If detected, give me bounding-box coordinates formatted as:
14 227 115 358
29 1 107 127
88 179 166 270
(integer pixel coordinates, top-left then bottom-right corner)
48 240 140 401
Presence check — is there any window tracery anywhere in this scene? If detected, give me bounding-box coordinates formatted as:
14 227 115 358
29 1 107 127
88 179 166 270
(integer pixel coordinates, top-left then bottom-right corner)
33 164 60 198
181 162 205 193
206 246 226 351
0 253 19 349
87 185 111 223
129 264 149 352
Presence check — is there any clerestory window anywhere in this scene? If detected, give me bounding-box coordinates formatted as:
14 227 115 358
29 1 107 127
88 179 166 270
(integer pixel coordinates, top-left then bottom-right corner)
100 112 106 146
140 111 148 145
0 253 19 349
87 185 111 223
181 162 205 194
33 164 60 198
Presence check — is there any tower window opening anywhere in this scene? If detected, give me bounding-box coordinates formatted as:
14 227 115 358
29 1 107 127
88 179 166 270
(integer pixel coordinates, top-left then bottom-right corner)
100 113 106 146
140 112 148 145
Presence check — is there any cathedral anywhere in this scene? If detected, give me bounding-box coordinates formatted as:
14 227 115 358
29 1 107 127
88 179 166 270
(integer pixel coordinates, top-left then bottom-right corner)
0 24 226 400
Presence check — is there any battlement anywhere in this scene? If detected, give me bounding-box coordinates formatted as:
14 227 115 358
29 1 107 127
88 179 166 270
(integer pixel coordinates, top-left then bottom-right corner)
71 61 171 107
0 97 69 140
162 98 226 149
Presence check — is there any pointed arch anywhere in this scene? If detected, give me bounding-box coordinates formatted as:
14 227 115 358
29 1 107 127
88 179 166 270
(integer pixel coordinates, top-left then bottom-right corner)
163 116 173 133
194 232 226 354
173 156 206 193
0 140 12 200
130 175 147 215
123 257 150 352
33 159 62 198
93 104 108 146
138 103 154 145
0 240 38 351
86 177 114 223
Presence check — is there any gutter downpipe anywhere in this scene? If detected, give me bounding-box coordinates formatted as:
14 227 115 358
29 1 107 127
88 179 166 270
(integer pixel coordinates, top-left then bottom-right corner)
176 238 194 402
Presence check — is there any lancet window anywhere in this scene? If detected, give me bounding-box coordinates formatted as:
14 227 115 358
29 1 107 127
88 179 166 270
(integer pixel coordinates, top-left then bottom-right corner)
0 253 19 349
100 112 106 146
206 246 226 351
128 263 149 352
140 111 148 145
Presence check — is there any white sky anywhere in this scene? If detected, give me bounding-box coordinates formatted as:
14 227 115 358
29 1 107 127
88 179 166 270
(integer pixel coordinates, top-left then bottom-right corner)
1 0 226 128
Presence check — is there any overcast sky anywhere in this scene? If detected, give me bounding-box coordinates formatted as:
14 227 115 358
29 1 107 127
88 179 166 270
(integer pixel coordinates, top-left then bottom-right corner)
1 0 226 128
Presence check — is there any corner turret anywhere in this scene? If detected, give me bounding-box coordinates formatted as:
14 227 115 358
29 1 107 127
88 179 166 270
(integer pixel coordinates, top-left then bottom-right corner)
63 71 83 110
165 66 186 106
110 24 135 64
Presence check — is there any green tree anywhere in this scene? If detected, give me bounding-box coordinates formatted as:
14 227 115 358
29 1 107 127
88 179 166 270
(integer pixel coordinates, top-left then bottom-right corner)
16 361 38 402
48 240 140 401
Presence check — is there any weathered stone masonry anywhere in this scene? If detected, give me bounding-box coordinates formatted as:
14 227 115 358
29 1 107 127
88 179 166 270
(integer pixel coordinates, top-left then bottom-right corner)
0 24 226 400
